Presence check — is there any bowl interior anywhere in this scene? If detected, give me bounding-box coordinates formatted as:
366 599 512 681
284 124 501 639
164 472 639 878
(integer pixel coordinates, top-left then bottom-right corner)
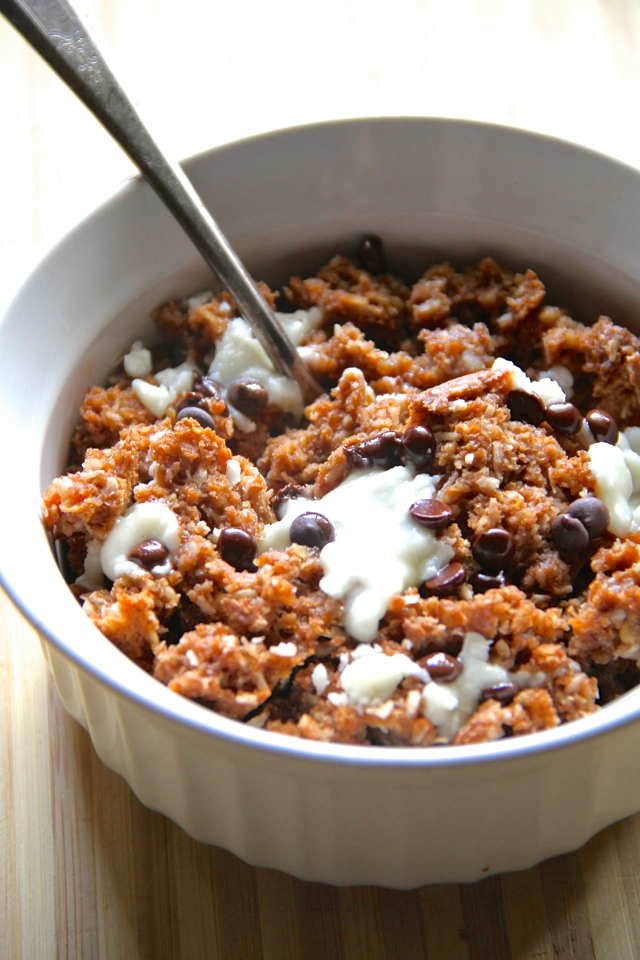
4 117 640 761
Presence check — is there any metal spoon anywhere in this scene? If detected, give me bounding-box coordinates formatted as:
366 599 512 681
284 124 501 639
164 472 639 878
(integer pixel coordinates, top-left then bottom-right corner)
0 0 322 402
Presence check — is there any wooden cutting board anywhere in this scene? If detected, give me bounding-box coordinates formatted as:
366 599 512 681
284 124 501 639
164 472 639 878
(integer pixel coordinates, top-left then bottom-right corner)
4 1 640 956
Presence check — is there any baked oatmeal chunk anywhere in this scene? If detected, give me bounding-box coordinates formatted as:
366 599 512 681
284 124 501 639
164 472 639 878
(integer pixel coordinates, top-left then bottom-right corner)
42 246 640 746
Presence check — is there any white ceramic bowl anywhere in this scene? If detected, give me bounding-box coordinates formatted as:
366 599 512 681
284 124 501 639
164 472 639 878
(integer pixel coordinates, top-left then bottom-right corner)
4 118 640 889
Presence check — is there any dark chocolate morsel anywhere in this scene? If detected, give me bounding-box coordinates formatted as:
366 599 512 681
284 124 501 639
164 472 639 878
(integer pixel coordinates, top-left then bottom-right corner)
127 539 169 570
423 562 466 596
419 651 462 682
472 528 515 571
479 682 519 705
359 432 403 469
507 390 545 426
175 391 204 413
289 512 335 549
544 402 583 435
566 496 610 539
358 234 386 275
197 376 222 398
227 378 269 417
400 425 436 471
218 527 258 571
470 571 506 593
551 513 590 553
586 409 619 445
175 406 216 430
409 499 453 531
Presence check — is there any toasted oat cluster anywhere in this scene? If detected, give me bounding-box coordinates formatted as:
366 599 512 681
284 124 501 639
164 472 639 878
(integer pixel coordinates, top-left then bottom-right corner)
42 243 640 746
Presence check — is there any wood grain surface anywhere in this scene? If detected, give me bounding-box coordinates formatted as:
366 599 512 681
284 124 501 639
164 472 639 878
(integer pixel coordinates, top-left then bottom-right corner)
3 1 640 957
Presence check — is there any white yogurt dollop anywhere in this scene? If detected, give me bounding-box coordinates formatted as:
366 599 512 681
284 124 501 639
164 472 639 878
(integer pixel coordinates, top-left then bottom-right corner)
100 501 181 581
123 340 153 379
421 632 510 740
132 360 197 418
208 307 323 432
492 358 566 406
260 465 454 643
340 652 427 708
589 431 640 537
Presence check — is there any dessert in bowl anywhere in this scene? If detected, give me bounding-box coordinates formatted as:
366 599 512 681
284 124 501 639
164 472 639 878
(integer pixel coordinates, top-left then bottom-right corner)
4 118 640 887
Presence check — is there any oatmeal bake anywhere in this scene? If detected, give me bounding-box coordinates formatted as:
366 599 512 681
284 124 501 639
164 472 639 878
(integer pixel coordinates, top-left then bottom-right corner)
42 239 640 747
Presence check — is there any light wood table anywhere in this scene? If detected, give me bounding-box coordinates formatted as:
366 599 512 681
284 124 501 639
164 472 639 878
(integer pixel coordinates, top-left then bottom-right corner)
4 2 640 957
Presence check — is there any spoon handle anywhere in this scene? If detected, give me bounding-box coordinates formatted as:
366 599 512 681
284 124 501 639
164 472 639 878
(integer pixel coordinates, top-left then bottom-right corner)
1 0 321 401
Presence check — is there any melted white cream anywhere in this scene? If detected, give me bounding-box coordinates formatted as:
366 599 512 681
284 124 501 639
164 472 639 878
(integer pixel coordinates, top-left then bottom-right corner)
536 364 574 399
208 307 323 431
100 501 180 581
75 539 105 591
492 358 566 406
184 289 213 311
260 466 454 643
589 431 640 537
123 340 153 379
421 632 510 739
340 652 427 708
132 361 197 418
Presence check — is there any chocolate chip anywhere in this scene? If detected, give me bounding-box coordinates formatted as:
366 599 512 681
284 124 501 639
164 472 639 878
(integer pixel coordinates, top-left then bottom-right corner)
419 651 462 682
400 425 436 471
470 571 506 593
127 539 169 570
272 484 306 520
175 406 216 430
289 512 335 549
409 499 453 530
423 562 466 596
566 496 610 539
197 376 223 398
345 444 372 470
358 234 386 275
586 409 619 445
507 390 545 426
551 514 589 553
472 528 515 571
362 432 403 469
227 378 269 417
218 527 258 571
544 402 583 435
479 682 519 705
175 391 204 413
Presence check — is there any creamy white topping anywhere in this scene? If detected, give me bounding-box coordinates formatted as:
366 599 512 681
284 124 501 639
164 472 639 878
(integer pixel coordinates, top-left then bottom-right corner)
589 432 640 537
100 501 180 581
184 289 213 311
260 465 454 643
492 358 566 406
421 632 510 739
340 652 427 708
75 539 104 591
123 340 153 379
132 361 197 418
208 307 323 431
536 364 574 399
311 663 329 696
